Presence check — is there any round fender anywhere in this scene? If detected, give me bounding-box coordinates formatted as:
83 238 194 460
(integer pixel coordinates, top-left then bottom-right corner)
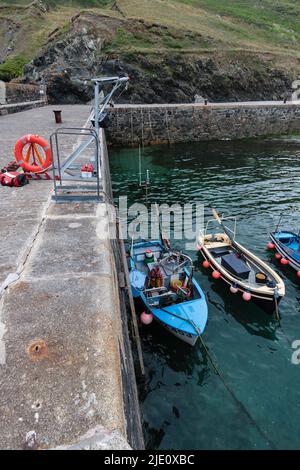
14 134 52 174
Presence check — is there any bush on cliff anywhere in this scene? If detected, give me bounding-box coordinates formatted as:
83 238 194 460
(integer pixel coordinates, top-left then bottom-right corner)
0 56 28 82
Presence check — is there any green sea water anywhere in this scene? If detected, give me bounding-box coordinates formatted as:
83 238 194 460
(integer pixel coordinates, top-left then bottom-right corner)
109 137 300 450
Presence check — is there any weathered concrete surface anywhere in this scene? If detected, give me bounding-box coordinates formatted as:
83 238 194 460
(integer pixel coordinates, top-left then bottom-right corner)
53 425 132 450
0 106 141 449
106 101 300 146
0 203 127 449
0 105 91 287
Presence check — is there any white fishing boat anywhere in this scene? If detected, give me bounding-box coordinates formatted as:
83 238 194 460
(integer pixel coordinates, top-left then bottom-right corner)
198 209 285 314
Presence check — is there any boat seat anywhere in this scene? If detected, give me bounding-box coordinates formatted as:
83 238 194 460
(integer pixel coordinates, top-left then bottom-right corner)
210 247 231 258
148 291 177 307
221 253 251 280
144 286 167 294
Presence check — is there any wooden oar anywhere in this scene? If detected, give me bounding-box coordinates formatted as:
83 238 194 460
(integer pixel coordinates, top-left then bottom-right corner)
211 207 235 244
155 202 170 250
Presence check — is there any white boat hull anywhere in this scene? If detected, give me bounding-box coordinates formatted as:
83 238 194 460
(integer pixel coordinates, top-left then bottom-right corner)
155 317 198 346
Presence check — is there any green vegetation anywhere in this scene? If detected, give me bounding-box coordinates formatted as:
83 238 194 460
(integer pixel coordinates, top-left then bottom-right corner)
0 0 300 80
106 25 208 52
0 54 28 81
116 0 300 53
0 1 113 6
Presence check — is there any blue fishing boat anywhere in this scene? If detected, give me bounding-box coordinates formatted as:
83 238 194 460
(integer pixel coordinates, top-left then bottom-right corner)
270 230 300 273
129 239 208 346
268 209 300 275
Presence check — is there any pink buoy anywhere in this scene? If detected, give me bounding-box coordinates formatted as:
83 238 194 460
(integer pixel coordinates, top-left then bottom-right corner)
212 270 221 279
280 258 289 265
242 291 252 301
297 271 300 278
267 242 275 250
275 253 282 260
203 260 210 268
140 311 153 325
230 284 239 294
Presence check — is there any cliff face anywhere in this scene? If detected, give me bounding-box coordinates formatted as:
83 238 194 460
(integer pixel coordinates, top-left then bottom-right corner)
21 12 297 104
1 1 300 104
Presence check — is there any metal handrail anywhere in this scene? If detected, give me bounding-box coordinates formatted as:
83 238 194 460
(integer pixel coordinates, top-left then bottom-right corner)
50 127 101 202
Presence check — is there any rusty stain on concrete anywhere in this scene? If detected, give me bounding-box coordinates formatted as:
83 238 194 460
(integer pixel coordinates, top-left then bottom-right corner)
27 340 48 361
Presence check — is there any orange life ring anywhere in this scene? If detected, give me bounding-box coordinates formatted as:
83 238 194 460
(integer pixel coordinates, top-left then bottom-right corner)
14 134 52 174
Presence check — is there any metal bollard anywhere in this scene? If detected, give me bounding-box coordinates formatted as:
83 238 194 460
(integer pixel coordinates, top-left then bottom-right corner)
53 110 62 124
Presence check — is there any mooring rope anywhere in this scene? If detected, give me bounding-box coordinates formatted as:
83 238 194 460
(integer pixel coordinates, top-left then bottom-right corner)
157 301 276 447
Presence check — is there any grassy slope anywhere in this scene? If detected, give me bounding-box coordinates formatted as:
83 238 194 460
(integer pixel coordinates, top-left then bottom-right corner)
117 0 300 54
0 0 299 80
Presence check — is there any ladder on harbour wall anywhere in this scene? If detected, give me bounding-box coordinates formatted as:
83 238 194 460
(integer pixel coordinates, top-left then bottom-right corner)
126 107 173 146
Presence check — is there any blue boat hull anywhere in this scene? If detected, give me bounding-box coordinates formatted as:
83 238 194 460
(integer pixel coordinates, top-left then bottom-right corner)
270 231 300 272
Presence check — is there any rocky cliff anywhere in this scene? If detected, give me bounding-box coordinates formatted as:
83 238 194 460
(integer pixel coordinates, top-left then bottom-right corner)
1 1 300 104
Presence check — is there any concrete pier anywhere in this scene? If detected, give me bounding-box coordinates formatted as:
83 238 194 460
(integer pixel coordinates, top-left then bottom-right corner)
0 106 143 449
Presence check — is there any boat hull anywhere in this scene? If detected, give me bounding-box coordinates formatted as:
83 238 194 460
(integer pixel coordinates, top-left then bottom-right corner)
155 316 198 346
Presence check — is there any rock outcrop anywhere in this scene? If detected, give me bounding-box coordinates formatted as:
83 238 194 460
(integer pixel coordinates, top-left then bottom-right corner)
22 12 298 104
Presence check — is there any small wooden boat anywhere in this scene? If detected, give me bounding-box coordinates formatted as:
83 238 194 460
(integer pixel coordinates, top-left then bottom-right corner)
198 209 285 314
129 239 208 346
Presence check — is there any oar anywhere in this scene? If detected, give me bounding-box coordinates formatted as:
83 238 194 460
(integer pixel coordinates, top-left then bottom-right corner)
155 202 170 250
211 207 235 244
274 287 280 323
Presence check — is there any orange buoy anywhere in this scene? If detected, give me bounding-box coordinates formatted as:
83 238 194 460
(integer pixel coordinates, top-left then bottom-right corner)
212 270 221 279
14 134 52 174
203 260 210 268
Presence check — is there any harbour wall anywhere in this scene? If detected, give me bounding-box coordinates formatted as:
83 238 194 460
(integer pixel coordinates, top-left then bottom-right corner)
100 129 145 450
0 81 46 105
106 101 300 146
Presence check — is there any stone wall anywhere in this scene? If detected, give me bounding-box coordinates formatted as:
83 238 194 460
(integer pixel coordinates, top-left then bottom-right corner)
106 102 300 146
0 80 46 105
0 100 46 116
